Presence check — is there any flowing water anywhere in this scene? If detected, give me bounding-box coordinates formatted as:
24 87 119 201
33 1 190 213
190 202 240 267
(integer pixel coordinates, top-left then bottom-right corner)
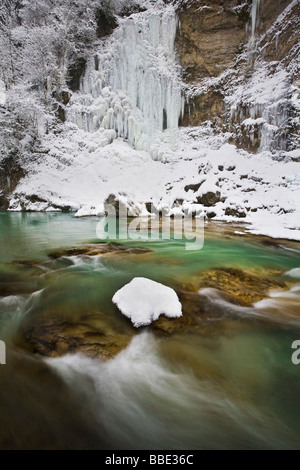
0 212 300 449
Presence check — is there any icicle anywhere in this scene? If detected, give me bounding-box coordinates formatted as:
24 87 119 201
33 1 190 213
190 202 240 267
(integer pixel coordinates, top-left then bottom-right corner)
248 0 262 55
251 0 260 38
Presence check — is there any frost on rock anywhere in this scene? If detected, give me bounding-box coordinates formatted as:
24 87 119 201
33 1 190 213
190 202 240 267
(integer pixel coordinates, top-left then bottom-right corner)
228 65 292 152
112 277 183 327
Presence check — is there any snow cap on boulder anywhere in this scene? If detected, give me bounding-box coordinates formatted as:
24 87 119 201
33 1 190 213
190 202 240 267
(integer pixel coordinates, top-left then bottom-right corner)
112 277 182 328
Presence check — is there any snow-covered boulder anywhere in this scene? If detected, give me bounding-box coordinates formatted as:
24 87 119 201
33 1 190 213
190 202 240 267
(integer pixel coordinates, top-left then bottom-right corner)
112 277 183 328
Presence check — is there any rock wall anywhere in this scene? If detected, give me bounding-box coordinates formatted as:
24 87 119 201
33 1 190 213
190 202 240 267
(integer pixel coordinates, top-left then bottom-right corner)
176 0 300 154
176 0 249 80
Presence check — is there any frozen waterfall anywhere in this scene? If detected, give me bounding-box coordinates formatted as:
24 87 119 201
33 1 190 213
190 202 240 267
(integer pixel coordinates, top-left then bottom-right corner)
68 3 184 159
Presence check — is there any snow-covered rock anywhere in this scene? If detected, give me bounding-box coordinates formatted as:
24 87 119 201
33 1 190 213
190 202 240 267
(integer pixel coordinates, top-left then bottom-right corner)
112 277 183 328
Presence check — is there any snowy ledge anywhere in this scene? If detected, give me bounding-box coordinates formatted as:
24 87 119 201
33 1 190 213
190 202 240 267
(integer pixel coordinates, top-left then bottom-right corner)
112 277 183 328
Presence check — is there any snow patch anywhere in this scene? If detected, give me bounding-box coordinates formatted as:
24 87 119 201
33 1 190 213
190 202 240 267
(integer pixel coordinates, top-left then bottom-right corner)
112 277 182 328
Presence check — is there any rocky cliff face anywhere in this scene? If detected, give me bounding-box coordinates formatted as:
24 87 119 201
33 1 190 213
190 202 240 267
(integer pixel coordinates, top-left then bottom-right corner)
176 0 300 153
176 0 249 80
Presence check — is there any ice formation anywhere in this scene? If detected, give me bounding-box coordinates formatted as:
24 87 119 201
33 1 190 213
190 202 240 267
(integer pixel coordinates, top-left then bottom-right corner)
250 0 261 47
68 2 184 158
229 66 292 152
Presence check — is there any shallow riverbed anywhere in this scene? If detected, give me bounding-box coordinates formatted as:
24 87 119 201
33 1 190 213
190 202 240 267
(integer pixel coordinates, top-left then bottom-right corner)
0 212 300 450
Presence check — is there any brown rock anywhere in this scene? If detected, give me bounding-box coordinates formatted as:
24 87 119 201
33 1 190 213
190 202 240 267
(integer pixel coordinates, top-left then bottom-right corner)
225 207 247 218
0 281 39 296
48 242 153 259
176 0 248 80
17 315 134 360
197 191 221 207
151 290 206 334
257 0 295 61
180 89 226 127
196 268 287 305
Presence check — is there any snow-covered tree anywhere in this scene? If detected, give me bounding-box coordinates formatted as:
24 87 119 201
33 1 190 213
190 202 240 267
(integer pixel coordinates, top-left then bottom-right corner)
0 0 138 146
0 0 21 88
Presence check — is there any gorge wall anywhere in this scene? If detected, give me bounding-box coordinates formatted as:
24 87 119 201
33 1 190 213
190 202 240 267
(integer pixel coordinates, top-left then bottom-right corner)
176 0 300 153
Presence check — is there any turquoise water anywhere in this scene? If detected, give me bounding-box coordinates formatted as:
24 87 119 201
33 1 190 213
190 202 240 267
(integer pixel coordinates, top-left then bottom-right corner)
0 213 300 449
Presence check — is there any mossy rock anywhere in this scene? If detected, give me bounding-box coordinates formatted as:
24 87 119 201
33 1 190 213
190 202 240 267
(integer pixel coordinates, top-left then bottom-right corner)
196 268 287 306
16 315 134 360
48 242 153 259
151 267 287 334
150 290 207 335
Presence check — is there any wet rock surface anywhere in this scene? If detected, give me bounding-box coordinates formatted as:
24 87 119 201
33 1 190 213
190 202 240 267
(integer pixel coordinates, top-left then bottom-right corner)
17 315 134 360
151 267 288 335
196 268 287 306
0 264 44 297
151 290 206 334
48 242 153 259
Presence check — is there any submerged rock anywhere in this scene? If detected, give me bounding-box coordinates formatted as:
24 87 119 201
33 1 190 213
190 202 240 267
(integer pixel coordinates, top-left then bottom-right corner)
152 267 288 333
0 264 44 297
11 260 47 276
152 291 205 335
196 268 287 306
48 242 153 260
17 315 134 360
0 281 39 297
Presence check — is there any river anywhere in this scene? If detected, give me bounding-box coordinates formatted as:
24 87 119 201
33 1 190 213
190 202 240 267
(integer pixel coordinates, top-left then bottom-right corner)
0 212 300 449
